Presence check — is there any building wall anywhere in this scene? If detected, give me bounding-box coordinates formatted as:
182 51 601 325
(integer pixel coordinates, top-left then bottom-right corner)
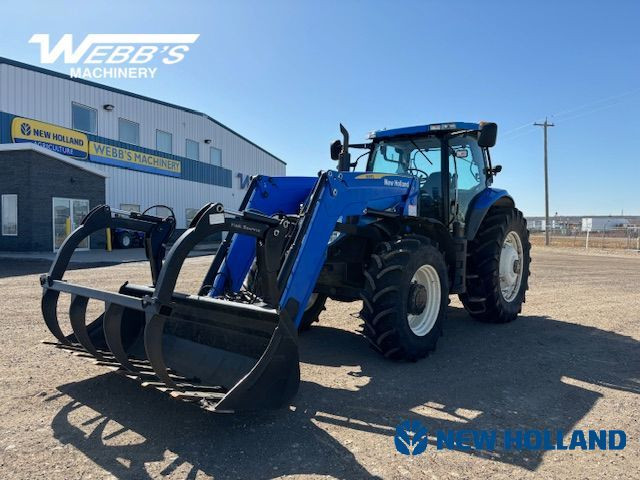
92 163 240 228
0 150 106 251
0 61 286 216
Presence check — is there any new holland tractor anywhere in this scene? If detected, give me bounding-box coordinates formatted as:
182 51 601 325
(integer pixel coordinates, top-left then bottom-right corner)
40 121 531 412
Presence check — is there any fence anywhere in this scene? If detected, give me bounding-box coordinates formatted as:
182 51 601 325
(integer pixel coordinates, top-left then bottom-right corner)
529 226 640 251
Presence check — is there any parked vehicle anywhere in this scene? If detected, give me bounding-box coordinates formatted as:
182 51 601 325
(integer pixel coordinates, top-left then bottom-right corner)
111 228 144 249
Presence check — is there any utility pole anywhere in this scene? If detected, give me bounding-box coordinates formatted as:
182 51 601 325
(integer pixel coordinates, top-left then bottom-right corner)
534 118 554 246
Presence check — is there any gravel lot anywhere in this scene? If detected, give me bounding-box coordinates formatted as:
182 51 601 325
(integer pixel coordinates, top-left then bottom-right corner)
0 247 638 479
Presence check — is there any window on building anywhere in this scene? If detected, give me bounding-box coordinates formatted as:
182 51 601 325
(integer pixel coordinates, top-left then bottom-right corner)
185 208 199 227
118 118 140 145
156 130 173 154
210 147 222 166
149 206 174 219
185 139 200 161
72 103 97 134
120 203 140 213
1 194 17 236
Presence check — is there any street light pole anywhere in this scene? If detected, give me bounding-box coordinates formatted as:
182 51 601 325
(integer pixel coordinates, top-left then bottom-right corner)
534 118 555 246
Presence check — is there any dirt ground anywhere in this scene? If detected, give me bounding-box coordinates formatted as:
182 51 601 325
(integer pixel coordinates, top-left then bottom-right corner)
0 246 639 479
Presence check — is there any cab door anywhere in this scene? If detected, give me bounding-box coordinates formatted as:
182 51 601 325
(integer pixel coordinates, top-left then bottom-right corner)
448 136 486 223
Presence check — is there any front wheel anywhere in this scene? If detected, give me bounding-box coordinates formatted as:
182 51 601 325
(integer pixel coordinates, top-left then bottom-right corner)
460 207 531 323
361 235 448 361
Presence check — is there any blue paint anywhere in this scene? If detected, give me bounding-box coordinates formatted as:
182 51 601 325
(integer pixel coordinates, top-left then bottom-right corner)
210 176 317 296
208 171 420 328
469 187 512 210
370 122 480 139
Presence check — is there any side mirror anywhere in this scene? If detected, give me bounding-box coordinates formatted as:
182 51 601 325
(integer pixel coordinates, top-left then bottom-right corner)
487 164 502 176
478 122 498 148
330 140 342 161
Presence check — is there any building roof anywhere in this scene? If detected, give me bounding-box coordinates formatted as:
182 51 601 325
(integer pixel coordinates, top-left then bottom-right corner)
0 143 108 177
0 57 286 165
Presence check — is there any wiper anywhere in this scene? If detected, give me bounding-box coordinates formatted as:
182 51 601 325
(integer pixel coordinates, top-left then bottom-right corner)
410 139 433 165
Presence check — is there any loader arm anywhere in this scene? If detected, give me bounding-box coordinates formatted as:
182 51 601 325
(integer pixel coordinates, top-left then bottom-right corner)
275 171 419 327
39 171 419 412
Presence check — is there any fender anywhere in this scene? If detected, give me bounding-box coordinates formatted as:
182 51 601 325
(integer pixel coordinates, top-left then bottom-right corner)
465 188 514 241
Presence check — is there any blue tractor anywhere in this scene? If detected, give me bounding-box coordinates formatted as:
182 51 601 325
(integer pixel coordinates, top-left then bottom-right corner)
40 121 531 412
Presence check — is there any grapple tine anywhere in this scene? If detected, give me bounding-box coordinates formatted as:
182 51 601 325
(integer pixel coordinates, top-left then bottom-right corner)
103 303 138 372
41 290 72 346
143 313 178 389
69 295 104 359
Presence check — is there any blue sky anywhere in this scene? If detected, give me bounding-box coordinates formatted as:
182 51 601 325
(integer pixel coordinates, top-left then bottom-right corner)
2 0 639 216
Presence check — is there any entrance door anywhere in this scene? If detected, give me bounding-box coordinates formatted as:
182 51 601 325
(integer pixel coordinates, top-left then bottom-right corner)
53 197 90 251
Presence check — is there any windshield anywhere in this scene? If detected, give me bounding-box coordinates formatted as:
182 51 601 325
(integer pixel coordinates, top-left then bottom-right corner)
368 136 442 177
367 134 487 221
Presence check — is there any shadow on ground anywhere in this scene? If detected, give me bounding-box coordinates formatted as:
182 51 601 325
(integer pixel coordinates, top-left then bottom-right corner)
51 307 640 478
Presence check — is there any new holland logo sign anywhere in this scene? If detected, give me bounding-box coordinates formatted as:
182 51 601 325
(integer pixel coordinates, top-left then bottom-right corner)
11 117 88 158
29 34 200 80
89 142 181 177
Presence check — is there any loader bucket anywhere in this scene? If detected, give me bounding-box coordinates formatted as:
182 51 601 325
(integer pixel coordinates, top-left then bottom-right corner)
40 200 304 412
130 202 301 411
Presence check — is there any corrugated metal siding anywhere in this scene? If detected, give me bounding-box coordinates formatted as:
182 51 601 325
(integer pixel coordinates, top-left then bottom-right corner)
0 63 286 212
91 163 241 228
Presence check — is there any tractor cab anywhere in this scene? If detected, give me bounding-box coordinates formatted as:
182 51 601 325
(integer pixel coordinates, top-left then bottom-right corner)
332 121 499 227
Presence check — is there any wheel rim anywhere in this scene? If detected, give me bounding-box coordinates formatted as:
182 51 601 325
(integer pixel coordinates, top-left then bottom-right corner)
407 264 441 337
122 235 130 247
499 231 524 302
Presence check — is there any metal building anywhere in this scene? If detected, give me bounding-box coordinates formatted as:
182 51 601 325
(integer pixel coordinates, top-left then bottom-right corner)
0 57 285 251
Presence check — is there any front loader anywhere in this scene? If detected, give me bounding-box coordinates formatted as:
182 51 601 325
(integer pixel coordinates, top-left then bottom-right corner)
40 121 531 412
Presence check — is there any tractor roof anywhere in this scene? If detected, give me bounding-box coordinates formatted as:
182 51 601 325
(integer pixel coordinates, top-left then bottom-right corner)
369 122 480 140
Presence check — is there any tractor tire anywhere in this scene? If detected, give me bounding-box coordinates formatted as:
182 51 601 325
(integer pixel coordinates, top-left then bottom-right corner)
360 235 448 361
298 293 328 331
460 207 531 323
117 231 132 249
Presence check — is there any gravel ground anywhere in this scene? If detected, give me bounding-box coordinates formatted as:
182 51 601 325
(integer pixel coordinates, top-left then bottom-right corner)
0 246 638 479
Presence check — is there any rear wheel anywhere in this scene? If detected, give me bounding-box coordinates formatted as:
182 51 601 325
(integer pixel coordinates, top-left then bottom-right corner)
360 235 448 361
460 207 531 323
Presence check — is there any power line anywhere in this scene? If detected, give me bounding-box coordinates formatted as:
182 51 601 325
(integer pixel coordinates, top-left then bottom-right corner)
554 97 634 124
501 87 640 138
500 128 538 144
550 87 640 120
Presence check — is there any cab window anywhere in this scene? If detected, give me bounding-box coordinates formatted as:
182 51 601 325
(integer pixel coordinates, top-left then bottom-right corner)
449 136 485 191
449 135 486 219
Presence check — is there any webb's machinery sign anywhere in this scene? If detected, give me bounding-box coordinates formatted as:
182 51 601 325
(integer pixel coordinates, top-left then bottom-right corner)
10 116 182 177
28 34 200 80
89 142 181 177
11 117 88 158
